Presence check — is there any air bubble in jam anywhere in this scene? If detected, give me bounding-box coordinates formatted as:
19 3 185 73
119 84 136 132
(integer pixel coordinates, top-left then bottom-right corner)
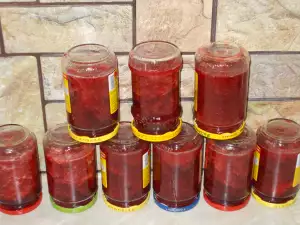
153 122 203 211
129 41 183 136
194 42 250 135
0 125 42 215
44 124 97 211
253 119 300 206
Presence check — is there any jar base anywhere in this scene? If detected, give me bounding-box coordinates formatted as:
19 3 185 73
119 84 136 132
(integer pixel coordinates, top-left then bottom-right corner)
50 192 97 213
252 189 296 208
103 192 150 212
154 192 199 212
0 193 42 215
203 192 250 211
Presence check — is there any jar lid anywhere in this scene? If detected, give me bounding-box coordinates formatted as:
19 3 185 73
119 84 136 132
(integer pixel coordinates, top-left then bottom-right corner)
0 124 30 147
196 42 249 63
157 122 203 152
63 44 117 78
46 123 78 146
260 118 300 143
106 122 140 146
208 125 256 153
129 41 182 72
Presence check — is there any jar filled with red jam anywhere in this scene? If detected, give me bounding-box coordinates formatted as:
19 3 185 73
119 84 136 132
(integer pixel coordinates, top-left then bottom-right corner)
100 122 150 211
129 41 183 142
204 126 256 211
62 44 119 143
0 124 42 215
194 42 250 140
44 124 97 213
153 122 203 212
253 118 300 208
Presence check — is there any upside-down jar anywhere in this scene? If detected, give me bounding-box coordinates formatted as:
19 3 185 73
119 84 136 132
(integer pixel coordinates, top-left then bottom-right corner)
44 124 97 213
204 126 256 211
62 44 120 143
100 122 151 211
153 122 203 212
0 124 42 215
252 118 300 208
194 42 250 140
129 41 183 142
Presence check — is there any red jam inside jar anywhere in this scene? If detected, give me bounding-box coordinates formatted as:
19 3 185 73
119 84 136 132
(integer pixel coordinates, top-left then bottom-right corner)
153 122 203 212
0 124 42 215
194 42 250 136
44 124 97 212
62 44 119 141
253 118 300 207
129 41 183 137
100 122 150 210
204 126 256 211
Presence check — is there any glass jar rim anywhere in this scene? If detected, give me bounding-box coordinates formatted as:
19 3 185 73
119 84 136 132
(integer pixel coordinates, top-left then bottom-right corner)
0 124 30 147
46 123 79 146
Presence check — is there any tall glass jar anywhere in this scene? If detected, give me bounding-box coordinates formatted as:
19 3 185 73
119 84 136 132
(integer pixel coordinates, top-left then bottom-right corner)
44 124 97 213
129 41 183 142
253 118 300 208
194 42 250 140
204 126 256 211
62 44 120 143
100 122 150 212
0 124 42 215
153 122 203 212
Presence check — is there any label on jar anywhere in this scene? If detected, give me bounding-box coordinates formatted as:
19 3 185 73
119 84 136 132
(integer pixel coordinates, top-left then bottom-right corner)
194 72 198 112
108 70 118 114
100 151 108 188
63 74 72 113
293 153 300 187
131 118 182 142
252 145 261 181
143 150 150 188
194 120 245 140
68 123 119 144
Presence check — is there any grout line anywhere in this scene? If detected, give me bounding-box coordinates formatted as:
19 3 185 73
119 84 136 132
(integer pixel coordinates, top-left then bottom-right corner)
210 0 218 42
132 0 137 47
0 1 133 7
36 56 48 132
0 20 6 54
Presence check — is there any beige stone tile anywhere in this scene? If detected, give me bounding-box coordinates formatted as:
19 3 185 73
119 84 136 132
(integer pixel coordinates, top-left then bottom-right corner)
1 6 132 53
41 0 131 2
137 0 212 52
45 103 67 129
217 0 300 51
181 55 194 98
41 55 131 100
0 0 34 1
181 101 194 124
0 57 45 169
250 54 300 98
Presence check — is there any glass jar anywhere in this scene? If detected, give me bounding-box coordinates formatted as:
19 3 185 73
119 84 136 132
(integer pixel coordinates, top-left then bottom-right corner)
253 118 300 208
194 42 250 140
100 122 150 211
44 124 97 213
153 122 203 212
62 44 119 143
129 41 183 142
0 124 42 215
204 126 256 211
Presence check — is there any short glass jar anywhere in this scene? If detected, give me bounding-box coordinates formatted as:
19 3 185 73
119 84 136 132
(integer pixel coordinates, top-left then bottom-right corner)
129 41 183 142
194 42 250 140
0 124 42 215
204 126 256 211
62 44 119 143
44 124 98 213
252 118 300 208
100 122 150 211
153 122 203 212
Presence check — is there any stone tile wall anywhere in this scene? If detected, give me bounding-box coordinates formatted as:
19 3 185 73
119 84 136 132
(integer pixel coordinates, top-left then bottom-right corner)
0 0 299 170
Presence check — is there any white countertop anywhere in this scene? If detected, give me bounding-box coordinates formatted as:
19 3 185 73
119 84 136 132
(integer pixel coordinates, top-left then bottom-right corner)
1 174 300 225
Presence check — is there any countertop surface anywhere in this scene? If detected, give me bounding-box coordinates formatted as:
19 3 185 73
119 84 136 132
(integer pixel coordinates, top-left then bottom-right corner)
1 174 300 225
